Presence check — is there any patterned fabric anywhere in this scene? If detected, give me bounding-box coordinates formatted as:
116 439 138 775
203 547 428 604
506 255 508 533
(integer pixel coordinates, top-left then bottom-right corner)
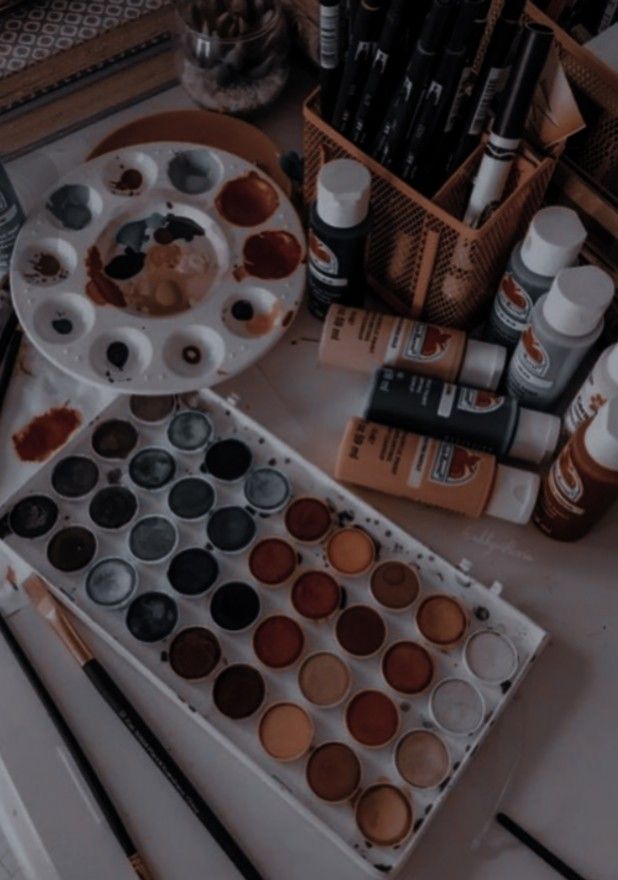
0 0 169 76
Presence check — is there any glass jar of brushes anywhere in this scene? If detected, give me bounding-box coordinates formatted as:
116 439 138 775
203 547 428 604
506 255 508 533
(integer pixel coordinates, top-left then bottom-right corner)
175 0 290 115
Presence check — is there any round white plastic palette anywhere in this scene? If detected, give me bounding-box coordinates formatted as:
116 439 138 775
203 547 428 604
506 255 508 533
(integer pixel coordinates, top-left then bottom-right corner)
10 142 306 393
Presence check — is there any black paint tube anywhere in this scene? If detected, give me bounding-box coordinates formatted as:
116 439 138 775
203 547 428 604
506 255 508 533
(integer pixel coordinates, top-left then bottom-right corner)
365 367 561 463
445 0 526 177
399 0 487 188
349 0 412 149
331 0 388 135
371 0 454 170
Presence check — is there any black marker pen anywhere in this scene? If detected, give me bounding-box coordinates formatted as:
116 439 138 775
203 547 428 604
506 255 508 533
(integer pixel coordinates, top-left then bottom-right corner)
400 0 487 188
446 0 526 176
319 0 344 123
372 0 454 170
332 0 387 135
349 0 411 149
464 23 554 229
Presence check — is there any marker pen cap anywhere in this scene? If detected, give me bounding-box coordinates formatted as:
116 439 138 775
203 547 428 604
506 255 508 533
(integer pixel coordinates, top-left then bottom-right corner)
542 266 614 337
316 159 372 229
459 339 507 390
485 465 540 524
584 399 618 472
520 207 587 277
509 408 561 464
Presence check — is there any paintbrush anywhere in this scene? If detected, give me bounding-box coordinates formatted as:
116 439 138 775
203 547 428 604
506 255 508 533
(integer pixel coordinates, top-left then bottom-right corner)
24 576 266 880
496 813 588 880
0 605 154 879
0 320 22 415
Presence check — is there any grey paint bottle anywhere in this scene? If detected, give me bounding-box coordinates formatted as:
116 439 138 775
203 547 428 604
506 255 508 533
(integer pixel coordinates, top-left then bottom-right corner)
506 265 615 408
485 206 587 350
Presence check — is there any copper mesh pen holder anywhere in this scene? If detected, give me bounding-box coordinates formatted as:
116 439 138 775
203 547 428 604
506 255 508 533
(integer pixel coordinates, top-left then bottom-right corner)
526 3 618 196
303 88 556 328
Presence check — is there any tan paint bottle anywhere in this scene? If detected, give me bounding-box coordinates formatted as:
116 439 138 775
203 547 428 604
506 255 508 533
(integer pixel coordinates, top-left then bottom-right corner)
533 398 618 541
319 305 507 389
335 418 540 523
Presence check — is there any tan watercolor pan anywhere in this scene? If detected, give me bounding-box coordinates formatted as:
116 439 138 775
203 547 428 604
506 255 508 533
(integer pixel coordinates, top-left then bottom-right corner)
0 389 548 878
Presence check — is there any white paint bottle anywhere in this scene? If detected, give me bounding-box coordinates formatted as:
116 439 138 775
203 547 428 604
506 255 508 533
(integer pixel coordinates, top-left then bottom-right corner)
564 343 618 435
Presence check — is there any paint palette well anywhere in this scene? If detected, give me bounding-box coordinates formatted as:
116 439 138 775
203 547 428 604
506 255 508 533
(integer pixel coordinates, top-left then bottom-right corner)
10 143 306 393
0 392 547 877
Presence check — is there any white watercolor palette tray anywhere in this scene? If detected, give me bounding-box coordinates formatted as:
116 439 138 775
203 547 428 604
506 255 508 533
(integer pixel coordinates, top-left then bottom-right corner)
9 143 306 393
0 390 547 877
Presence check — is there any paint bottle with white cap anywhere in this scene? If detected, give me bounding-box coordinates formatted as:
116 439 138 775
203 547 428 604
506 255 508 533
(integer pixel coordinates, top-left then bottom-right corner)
506 265 615 408
307 158 372 320
564 343 618 435
365 367 561 463
485 206 587 350
320 305 507 390
335 418 541 524
533 398 618 541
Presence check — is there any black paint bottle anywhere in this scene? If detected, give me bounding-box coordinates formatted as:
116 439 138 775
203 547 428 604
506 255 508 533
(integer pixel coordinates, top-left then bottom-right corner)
307 158 372 320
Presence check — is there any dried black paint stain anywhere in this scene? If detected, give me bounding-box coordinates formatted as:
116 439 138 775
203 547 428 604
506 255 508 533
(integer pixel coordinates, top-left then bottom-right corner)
52 318 73 335
107 341 129 369
182 345 201 365
475 606 490 621
231 300 254 321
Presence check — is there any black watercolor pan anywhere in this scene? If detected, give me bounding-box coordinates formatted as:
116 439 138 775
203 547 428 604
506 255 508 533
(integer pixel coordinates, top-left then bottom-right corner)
51 456 99 499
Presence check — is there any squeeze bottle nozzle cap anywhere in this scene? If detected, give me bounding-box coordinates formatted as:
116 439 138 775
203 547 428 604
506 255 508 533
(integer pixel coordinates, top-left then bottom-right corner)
509 407 561 463
485 464 540 524
520 206 586 278
542 265 614 337
460 339 507 390
316 159 371 229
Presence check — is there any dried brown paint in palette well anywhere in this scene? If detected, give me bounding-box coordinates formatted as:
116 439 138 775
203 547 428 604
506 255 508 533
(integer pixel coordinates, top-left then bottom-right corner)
0 389 548 878
10 143 306 395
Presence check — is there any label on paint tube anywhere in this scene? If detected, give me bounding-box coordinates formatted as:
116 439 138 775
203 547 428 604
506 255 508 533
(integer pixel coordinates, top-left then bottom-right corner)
366 370 515 456
469 66 507 136
336 419 497 518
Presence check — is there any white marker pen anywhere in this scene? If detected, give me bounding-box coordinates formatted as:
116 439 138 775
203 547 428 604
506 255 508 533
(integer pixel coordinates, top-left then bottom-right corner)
464 22 554 229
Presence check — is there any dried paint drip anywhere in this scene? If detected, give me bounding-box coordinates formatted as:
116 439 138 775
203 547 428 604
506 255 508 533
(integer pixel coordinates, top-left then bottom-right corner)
13 406 82 463
24 253 67 284
242 231 302 280
51 318 73 335
109 168 143 195
215 172 279 227
182 345 202 365
231 300 254 321
168 150 216 194
106 341 129 370
227 298 284 337
47 184 92 230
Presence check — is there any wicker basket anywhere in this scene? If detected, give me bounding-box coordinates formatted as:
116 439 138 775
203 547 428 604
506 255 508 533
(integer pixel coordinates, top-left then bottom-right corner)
303 89 555 328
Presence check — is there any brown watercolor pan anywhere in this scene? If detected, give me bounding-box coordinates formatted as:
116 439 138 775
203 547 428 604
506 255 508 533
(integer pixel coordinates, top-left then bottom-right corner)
0 388 546 879
11 141 305 396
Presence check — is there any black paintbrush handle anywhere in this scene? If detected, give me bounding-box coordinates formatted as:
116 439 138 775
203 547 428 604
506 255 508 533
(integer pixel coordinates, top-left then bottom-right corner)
0 307 17 361
496 813 587 880
0 325 21 413
0 616 147 873
83 658 266 880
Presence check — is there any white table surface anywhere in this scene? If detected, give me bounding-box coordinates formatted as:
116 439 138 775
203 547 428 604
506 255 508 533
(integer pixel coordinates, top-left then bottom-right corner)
0 70 615 880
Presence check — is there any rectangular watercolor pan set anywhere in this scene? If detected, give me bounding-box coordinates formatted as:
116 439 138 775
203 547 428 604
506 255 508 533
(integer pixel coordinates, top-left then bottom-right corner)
0 389 548 877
